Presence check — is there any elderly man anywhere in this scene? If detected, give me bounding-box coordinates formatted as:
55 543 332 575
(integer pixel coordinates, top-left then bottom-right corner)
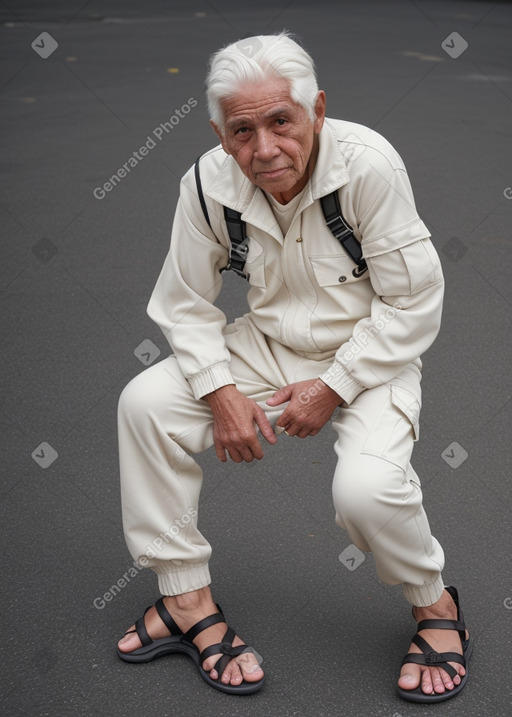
116 32 471 702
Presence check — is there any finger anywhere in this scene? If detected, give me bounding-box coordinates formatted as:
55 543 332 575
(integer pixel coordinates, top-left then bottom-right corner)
276 405 294 428
229 433 261 462
226 446 245 463
214 442 227 462
253 406 277 445
266 385 293 406
240 440 261 461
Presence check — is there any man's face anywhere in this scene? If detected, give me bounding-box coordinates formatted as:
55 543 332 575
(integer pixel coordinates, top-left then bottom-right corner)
211 77 326 204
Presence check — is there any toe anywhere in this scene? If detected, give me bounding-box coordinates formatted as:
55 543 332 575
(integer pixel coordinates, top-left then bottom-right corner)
439 668 454 692
398 664 421 691
117 626 141 652
223 661 243 686
237 651 264 682
202 650 264 686
424 666 451 694
420 666 436 695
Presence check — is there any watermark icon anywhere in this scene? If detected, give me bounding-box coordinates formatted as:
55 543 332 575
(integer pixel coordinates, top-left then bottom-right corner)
93 97 198 200
134 339 161 366
32 237 58 263
442 236 468 263
32 442 58 469
93 507 198 609
442 442 468 469
298 301 403 404
31 32 58 59
504 187 512 200
236 37 262 57
339 544 366 571
504 597 512 610
441 32 468 59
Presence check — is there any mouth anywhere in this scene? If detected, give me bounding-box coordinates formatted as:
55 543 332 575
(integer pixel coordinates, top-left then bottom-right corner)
256 167 291 179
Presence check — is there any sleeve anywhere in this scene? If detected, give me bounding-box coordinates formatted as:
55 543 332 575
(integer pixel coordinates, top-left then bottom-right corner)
146 169 235 399
319 161 444 404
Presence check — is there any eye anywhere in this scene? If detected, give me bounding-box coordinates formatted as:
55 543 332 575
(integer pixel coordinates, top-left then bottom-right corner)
235 126 250 136
275 118 287 126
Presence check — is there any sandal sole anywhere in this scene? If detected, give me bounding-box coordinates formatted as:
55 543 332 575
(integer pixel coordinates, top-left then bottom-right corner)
117 635 265 695
398 638 472 703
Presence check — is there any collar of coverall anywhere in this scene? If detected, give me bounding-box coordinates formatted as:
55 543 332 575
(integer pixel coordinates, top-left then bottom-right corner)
205 118 350 219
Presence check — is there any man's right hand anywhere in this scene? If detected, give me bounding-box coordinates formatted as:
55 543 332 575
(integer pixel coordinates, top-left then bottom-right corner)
204 384 277 463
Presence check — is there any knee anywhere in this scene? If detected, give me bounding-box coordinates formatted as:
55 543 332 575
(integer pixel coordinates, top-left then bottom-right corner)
118 366 171 427
333 453 406 523
118 372 149 420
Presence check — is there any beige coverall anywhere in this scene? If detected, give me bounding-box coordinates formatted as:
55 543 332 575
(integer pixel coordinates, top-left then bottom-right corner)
118 119 446 607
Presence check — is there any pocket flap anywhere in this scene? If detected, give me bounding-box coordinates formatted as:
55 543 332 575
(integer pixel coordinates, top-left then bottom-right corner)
390 385 421 441
309 254 362 287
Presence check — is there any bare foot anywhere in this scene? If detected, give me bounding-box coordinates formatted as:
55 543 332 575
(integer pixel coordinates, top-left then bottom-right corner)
118 586 264 687
398 588 468 696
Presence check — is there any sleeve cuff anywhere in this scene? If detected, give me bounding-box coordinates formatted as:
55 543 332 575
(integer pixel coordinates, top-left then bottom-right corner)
187 361 235 400
319 361 366 405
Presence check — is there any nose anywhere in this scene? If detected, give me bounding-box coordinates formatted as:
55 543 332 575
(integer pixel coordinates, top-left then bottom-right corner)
254 129 280 161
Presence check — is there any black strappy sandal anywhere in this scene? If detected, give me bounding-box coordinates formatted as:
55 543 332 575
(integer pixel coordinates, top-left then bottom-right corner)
397 585 472 703
116 597 265 695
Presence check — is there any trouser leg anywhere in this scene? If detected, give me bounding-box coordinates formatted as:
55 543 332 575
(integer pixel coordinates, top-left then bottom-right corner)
331 367 445 607
118 318 290 597
118 355 215 596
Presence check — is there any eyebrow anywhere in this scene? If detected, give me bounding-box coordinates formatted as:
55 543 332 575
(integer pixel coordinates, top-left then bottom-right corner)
225 105 294 132
261 105 294 119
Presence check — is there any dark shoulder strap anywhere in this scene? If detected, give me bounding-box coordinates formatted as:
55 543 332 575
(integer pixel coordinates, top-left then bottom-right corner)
194 155 212 230
194 155 250 280
320 191 368 277
223 207 250 279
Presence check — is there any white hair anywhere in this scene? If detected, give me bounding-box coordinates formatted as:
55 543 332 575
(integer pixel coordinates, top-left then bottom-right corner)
206 31 319 128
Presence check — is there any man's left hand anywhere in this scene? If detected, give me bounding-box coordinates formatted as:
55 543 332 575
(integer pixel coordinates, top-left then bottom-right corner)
266 379 342 438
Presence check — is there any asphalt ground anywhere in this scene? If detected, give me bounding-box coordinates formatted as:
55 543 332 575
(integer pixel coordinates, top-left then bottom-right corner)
1 1 511 716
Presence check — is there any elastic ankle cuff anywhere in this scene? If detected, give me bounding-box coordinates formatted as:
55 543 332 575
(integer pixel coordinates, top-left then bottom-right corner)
402 575 445 607
152 562 211 596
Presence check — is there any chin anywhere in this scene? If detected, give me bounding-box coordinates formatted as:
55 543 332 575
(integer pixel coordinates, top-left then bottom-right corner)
257 176 296 194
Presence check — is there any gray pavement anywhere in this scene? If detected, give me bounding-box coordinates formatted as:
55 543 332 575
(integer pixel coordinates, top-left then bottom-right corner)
1 1 511 715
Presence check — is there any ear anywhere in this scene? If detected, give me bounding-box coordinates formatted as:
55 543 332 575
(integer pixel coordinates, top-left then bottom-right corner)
313 90 326 134
210 120 231 155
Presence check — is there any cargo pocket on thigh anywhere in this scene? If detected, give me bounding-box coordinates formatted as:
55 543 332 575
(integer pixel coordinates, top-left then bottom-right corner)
360 386 420 473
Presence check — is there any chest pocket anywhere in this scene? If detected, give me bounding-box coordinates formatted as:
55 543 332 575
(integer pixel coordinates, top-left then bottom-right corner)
309 254 367 287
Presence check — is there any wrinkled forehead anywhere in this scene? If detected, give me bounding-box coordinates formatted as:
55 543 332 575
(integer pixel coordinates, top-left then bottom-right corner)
219 76 307 128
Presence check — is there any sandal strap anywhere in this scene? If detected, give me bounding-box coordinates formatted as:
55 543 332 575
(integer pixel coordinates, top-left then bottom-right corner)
213 646 247 679
407 632 466 679
416 618 465 633
400 652 461 679
199 625 248 679
183 611 225 643
155 597 182 635
134 606 153 647
130 599 183 647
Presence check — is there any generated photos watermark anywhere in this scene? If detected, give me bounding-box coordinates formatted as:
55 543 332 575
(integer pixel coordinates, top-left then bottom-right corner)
93 507 197 609
93 97 198 200
339 544 366 571
31 32 58 59
442 441 468 469
32 442 58 469
299 301 403 404
441 32 468 59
